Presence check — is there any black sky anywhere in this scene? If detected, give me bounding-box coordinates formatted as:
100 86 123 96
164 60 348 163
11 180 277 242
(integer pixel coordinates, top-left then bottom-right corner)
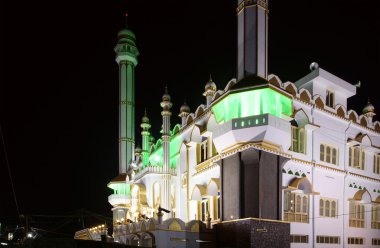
1 0 379 230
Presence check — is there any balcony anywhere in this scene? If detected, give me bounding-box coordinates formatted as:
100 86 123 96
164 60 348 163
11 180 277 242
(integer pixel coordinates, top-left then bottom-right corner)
213 113 291 153
134 165 177 181
108 194 131 207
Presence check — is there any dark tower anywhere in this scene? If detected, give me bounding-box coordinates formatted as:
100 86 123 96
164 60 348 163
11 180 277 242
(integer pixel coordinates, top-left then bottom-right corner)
237 0 268 82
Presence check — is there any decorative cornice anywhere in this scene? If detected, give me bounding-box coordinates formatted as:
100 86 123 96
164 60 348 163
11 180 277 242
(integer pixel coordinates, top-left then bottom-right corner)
236 0 268 15
348 172 380 183
161 110 172 116
270 82 380 134
119 137 135 143
120 101 135 106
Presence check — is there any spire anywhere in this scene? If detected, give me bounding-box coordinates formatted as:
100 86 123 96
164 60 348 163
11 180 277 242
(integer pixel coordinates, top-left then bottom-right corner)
141 109 151 167
204 74 217 107
141 108 150 125
161 85 172 110
363 98 375 114
125 12 128 27
179 100 191 127
179 100 191 114
363 97 376 127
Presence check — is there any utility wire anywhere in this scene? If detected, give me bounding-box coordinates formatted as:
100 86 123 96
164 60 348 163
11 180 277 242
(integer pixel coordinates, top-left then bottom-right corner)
0 120 22 225
31 227 72 237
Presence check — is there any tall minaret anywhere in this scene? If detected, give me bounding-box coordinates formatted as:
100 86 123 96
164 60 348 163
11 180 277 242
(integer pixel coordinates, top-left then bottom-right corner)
237 0 268 82
160 86 172 215
140 110 151 167
115 14 139 174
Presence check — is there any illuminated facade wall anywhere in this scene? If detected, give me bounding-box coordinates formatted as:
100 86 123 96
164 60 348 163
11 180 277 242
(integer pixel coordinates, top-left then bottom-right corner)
106 4 380 247
110 73 380 247
212 88 292 123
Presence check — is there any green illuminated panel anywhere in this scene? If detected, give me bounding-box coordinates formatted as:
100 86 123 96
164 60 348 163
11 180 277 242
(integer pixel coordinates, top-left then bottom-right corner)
212 88 292 123
147 125 183 169
149 146 163 166
108 182 130 195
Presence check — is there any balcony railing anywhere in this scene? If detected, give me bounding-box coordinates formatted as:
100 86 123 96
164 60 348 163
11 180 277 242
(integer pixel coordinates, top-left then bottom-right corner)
349 219 365 228
134 165 176 180
284 212 309 223
108 194 130 207
371 221 380 229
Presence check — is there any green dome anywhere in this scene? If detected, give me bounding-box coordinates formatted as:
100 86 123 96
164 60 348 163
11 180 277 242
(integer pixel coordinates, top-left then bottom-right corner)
117 28 136 42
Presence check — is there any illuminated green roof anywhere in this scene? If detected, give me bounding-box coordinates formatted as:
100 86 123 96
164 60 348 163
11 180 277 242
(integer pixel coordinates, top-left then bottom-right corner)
147 125 183 168
212 87 292 123
145 88 291 169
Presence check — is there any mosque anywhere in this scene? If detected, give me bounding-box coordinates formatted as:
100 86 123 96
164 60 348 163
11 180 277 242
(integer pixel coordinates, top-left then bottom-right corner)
76 0 380 247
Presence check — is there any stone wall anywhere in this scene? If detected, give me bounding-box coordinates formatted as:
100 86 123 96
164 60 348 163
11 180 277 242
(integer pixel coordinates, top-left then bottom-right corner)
215 218 290 248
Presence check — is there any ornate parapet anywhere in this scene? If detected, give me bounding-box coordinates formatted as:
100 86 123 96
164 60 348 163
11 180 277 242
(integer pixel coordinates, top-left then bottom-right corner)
134 166 176 181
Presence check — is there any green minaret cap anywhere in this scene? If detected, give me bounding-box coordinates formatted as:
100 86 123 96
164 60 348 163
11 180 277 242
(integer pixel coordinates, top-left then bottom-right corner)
117 13 136 44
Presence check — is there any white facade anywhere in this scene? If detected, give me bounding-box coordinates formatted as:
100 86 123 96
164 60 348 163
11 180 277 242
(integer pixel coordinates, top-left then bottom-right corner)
106 70 380 247
104 2 380 247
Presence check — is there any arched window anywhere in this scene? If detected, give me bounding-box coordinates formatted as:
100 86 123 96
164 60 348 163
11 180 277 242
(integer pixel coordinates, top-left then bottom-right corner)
374 154 380 174
200 198 209 222
284 193 309 223
349 146 366 170
332 149 337 165
296 195 301 212
349 201 365 228
372 206 380 229
212 192 221 221
302 196 308 213
325 200 330 217
290 123 306 154
299 129 305 154
320 144 339 165
320 144 325 161
153 183 161 210
326 146 331 163
360 205 365 220
331 201 336 218
320 198 338 218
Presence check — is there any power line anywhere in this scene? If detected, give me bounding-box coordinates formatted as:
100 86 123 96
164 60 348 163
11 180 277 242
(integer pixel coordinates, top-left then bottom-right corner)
308 209 379 221
0 120 22 225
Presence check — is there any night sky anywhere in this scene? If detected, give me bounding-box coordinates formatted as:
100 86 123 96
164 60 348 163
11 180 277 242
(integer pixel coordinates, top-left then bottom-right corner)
1 0 379 231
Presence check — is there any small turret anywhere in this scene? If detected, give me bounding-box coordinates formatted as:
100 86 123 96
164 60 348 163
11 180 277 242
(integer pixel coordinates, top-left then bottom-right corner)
140 109 151 166
179 101 191 127
203 74 217 107
160 86 173 217
363 98 376 127
161 86 173 110
134 146 142 159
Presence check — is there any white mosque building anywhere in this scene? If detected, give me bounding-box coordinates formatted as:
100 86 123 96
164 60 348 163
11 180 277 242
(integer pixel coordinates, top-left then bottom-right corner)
82 1 380 247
